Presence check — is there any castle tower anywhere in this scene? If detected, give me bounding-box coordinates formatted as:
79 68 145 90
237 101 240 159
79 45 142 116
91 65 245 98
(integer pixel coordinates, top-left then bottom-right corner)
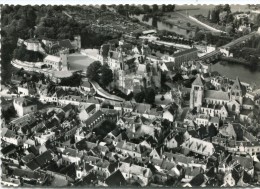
231 77 243 104
190 74 204 110
60 49 69 71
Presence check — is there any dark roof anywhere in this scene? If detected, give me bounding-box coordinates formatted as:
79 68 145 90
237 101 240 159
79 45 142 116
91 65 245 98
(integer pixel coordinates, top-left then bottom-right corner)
35 150 53 167
1 144 16 155
189 173 205 186
85 110 104 126
108 162 119 173
14 97 36 107
86 104 96 113
62 103 73 113
105 170 127 186
59 163 77 180
27 145 39 156
58 39 73 49
82 172 98 184
192 74 204 87
26 160 40 171
12 168 45 180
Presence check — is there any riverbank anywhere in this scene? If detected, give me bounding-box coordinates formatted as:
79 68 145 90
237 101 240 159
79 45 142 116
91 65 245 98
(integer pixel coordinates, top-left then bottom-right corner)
212 61 260 87
220 57 260 67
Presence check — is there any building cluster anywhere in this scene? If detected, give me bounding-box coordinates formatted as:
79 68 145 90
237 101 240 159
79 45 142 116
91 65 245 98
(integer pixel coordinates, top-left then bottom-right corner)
2 9 260 187
17 36 81 71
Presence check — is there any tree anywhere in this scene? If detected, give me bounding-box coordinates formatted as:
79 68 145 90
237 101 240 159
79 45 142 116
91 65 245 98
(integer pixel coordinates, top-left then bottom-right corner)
142 5 151 13
100 4 107 11
207 10 211 20
134 91 145 103
208 124 218 138
211 9 219 23
162 4 166 12
117 4 125 15
145 88 156 104
86 61 102 82
100 64 113 87
223 4 231 13
152 4 159 12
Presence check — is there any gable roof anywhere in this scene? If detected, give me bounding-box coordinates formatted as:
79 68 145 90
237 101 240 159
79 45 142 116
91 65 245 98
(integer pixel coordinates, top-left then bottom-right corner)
192 74 204 87
181 137 214 156
105 170 127 186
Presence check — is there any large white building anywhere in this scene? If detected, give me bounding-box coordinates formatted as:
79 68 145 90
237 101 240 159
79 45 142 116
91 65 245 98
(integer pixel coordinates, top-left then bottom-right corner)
44 55 62 71
13 97 37 117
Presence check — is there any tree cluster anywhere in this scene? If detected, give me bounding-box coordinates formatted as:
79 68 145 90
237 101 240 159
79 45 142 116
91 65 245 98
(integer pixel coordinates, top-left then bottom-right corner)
134 87 156 104
86 61 113 87
13 45 44 62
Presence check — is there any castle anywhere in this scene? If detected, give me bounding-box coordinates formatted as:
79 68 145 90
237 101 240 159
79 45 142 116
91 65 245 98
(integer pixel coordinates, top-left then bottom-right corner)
98 41 161 94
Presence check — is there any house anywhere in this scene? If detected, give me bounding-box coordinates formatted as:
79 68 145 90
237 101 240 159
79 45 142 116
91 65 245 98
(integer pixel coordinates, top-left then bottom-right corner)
242 97 255 110
62 103 74 118
76 162 94 179
78 106 93 122
219 122 243 140
12 168 47 185
181 136 215 156
163 104 178 122
94 160 111 178
81 78 91 92
162 48 198 67
115 141 142 158
164 132 179 149
222 171 236 187
1 97 13 111
62 148 83 165
119 162 153 186
26 150 54 171
1 175 20 187
240 109 254 123
18 82 36 96
208 116 220 129
133 103 151 115
105 170 127 186
1 128 24 146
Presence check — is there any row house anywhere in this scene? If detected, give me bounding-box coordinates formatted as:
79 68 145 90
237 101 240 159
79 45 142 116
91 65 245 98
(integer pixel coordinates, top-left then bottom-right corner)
62 148 84 166
200 103 228 120
1 128 25 146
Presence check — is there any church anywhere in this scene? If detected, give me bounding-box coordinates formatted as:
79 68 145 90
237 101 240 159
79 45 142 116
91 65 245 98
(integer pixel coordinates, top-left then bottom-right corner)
190 74 247 118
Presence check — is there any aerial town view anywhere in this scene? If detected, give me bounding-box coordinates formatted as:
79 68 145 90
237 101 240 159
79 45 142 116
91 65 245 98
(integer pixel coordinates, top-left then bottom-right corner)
1 4 260 187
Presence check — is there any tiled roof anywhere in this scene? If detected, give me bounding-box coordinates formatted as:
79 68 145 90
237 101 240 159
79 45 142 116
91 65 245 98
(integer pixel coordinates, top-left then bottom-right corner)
181 137 214 156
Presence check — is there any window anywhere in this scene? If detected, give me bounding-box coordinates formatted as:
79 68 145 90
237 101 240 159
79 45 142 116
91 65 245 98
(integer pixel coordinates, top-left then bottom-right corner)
31 107 34 110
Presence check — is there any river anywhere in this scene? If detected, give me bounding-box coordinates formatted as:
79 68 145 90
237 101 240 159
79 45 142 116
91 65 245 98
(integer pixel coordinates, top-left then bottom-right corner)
212 62 260 88
131 14 195 38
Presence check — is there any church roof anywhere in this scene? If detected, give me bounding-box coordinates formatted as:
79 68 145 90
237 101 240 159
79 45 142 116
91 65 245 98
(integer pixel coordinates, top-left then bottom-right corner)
192 74 204 87
204 90 230 101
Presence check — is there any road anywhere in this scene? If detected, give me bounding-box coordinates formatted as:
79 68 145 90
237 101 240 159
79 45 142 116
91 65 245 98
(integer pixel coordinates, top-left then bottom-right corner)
89 81 125 102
